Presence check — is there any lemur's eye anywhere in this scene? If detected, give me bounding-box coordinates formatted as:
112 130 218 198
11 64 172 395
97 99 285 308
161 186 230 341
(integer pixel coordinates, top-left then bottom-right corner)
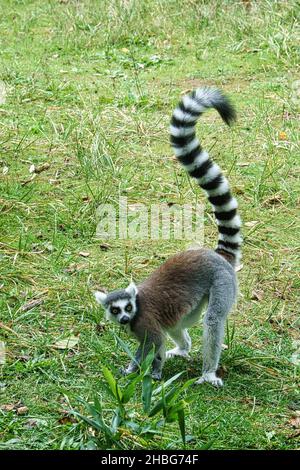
111 307 120 315
125 303 132 312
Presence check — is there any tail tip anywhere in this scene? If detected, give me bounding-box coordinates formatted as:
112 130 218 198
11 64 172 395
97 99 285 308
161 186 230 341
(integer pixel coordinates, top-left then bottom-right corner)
195 87 237 126
214 92 237 126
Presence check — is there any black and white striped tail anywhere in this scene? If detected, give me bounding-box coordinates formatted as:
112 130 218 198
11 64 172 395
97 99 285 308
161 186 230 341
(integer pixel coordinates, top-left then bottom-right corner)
170 87 242 266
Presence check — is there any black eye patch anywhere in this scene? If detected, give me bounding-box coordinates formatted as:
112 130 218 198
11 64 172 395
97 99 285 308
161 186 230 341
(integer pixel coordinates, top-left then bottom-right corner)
125 303 132 312
110 306 120 315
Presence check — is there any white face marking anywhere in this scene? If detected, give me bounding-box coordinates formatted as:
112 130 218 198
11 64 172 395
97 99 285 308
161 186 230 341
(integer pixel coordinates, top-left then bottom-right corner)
106 297 137 326
94 283 138 327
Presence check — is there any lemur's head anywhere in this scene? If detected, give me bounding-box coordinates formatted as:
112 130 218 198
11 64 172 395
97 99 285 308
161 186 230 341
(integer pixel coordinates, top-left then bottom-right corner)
94 282 138 326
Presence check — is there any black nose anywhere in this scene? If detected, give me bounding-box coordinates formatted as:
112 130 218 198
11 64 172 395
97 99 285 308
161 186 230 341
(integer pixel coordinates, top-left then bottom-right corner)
120 316 129 325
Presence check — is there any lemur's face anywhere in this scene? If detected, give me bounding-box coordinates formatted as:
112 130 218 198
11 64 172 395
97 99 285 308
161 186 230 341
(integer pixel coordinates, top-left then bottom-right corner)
94 282 138 326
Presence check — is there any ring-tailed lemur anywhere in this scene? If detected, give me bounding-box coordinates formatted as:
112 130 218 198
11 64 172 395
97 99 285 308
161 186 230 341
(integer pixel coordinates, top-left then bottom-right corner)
95 87 242 387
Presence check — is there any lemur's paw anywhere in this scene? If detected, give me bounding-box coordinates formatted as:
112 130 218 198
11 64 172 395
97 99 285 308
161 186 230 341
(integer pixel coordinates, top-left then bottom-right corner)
151 371 162 381
195 373 223 388
120 366 135 376
166 348 190 359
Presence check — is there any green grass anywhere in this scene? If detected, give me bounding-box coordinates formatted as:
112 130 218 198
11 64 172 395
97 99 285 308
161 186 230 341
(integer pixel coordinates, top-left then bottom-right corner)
0 0 299 450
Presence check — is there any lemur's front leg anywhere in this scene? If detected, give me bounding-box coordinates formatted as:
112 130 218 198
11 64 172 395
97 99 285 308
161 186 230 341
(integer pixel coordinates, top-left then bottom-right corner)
122 334 165 380
151 343 166 380
121 344 143 375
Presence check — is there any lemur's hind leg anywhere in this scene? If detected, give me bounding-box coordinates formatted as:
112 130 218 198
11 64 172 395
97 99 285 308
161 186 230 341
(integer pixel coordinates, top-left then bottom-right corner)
196 279 236 387
166 328 191 359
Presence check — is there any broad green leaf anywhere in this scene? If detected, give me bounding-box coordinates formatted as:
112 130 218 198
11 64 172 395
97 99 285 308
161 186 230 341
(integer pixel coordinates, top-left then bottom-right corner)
148 384 178 417
111 407 122 434
93 394 102 413
102 365 123 403
164 401 185 423
142 374 152 413
72 410 109 436
122 374 143 404
76 397 112 436
140 348 155 374
152 371 184 396
177 406 186 445
114 334 136 363
149 377 195 417
53 335 79 350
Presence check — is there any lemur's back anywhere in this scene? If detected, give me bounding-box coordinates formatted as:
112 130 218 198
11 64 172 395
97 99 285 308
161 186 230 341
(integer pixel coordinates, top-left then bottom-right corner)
138 248 236 330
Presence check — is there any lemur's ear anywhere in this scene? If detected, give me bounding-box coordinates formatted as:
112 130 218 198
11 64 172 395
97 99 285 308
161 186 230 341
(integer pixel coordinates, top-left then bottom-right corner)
126 281 138 297
94 291 108 305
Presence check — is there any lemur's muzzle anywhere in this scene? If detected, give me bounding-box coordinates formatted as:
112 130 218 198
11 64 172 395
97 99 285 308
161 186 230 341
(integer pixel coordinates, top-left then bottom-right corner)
120 316 130 325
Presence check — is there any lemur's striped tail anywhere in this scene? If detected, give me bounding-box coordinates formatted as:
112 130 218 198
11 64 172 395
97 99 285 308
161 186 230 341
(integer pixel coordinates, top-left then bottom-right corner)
170 87 242 266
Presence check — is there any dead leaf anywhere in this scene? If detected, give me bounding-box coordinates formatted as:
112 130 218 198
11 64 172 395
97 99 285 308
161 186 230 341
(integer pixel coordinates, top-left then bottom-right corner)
251 290 264 301
289 414 300 429
79 251 90 258
96 323 106 334
21 174 36 186
262 194 283 207
25 419 38 428
245 220 259 228
34 163 50 174
235 263 243 272
16 406 28 415
19 354 30 362
53 335 79 350
99 243 111 251
287 431 300 440
237 162 250 167
0 322 21 337
65 263 86 274
20 299 44 313
180 88 192 95
58 411 77 425
1 404 15 412
234 186 245 195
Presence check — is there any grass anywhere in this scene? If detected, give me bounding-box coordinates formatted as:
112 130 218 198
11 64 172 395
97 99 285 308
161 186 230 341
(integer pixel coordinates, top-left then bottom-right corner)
0 0 299 450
